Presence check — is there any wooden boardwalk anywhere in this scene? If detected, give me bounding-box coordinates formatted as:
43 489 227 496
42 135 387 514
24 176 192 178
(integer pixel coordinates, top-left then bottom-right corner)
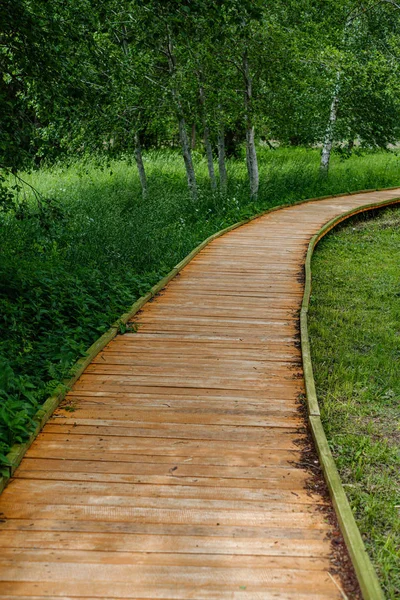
1 189 399 599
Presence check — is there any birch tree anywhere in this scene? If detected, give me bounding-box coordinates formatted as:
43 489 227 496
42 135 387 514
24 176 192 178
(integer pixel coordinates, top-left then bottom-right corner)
242 51 259 199
217 123 228 194
4 0 400 199
218 2 264 199
319 0 400 173
198 80 217 190
165 36 198 199
320 70 342 173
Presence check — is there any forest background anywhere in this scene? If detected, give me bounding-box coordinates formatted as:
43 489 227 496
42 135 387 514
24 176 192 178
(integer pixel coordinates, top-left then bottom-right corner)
2 0 400 466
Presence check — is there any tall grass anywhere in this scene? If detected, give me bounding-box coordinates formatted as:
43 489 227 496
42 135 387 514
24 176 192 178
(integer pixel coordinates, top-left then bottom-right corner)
1 145 400 466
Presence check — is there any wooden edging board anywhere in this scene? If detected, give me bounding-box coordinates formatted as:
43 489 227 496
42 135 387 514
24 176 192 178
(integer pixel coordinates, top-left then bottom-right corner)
301 194 400 600
1 186 400 598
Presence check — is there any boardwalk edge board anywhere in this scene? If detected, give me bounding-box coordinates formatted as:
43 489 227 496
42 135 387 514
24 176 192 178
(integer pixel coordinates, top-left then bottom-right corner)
0 188 399 599
301 196 400 600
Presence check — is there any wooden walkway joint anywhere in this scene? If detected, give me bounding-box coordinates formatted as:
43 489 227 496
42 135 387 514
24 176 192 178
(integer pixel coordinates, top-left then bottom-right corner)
1 189 399 599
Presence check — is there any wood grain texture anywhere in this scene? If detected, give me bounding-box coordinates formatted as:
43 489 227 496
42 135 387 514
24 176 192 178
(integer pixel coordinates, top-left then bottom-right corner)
1 189 399 598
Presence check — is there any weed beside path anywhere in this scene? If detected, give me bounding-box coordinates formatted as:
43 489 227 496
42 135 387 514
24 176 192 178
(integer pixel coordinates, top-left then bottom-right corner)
309 207 400 599
2 147 400 468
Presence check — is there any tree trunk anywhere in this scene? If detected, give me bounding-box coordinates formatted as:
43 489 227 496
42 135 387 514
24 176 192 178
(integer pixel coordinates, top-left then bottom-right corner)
167 38 197 199
198 83 216 190
191 123 196 149
120 27 147 198
218 125 228 194
243 52 259 199
246 126 259 199
204 125 217 190
134 132 147 198
320 71 341 174
179 117 197 198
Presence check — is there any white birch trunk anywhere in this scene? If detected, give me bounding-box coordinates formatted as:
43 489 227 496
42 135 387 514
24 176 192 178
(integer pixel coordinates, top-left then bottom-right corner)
198 83 216 190
246 126 259 199
204 125 217 190
320 71 341 174
134 132 147 198
218 126 228 194
179 117 197 198
243 52 259 199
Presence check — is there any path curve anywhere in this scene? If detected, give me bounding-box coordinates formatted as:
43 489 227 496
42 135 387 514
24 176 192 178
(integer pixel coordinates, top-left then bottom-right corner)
1 189 400 599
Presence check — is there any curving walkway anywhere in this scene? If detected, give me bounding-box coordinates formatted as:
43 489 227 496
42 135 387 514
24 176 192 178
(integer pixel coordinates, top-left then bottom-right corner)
1 189 399 599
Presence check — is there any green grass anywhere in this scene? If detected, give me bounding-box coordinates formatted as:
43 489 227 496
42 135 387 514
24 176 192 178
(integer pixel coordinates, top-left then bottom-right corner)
309 207 400 599
2 145 400 469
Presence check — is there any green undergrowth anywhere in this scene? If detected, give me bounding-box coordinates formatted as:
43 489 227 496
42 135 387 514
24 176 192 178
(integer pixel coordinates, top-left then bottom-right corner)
1 146 400 469
309 206 400 598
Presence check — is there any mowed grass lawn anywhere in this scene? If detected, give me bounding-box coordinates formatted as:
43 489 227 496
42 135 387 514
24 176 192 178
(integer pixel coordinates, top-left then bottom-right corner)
309 206 400 599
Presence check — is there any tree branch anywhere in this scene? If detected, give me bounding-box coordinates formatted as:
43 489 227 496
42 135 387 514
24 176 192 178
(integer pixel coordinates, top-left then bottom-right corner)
381 0 400 9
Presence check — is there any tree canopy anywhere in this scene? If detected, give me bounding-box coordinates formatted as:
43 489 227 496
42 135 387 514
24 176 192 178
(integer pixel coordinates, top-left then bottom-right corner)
2 0 400 196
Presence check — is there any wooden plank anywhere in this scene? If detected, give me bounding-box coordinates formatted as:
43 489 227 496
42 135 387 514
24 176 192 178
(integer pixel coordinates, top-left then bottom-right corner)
72 375 304 394
0 582 340 600
42 421 302 443
41 423 303 446
149 289 303 299
178 264 303 272
0 503 330 528
63 391 301 407
0 520 332 540
0 493 322 514
33 433 300 457
158 285 304 296
0 564 340 591
127 325 299 338
116 332 299 343
99 342 301 359
15 459 308 483
52 407 302 428
11 470 316 489
91 353 300 365
77 371 300 386
61 396 300 414
132 316 298 328
20 449 300 469
86 358 301 373
70 382 304 400
26 443 301 467
0 548 331 570
0 594 340 600
83 365 301 379
5 480 325 504
137 309 298 322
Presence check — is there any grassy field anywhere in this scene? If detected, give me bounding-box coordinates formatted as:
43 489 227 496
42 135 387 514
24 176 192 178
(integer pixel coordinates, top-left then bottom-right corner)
2 145 400 468
309 207 400 598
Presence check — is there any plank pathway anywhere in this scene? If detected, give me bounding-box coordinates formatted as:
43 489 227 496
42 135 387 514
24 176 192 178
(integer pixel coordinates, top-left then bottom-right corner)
1 190 399 599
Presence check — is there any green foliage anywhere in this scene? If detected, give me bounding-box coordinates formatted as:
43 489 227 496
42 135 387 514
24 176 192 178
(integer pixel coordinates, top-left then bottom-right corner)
3 0 400 175
0 357 38 469
309 207 400 598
